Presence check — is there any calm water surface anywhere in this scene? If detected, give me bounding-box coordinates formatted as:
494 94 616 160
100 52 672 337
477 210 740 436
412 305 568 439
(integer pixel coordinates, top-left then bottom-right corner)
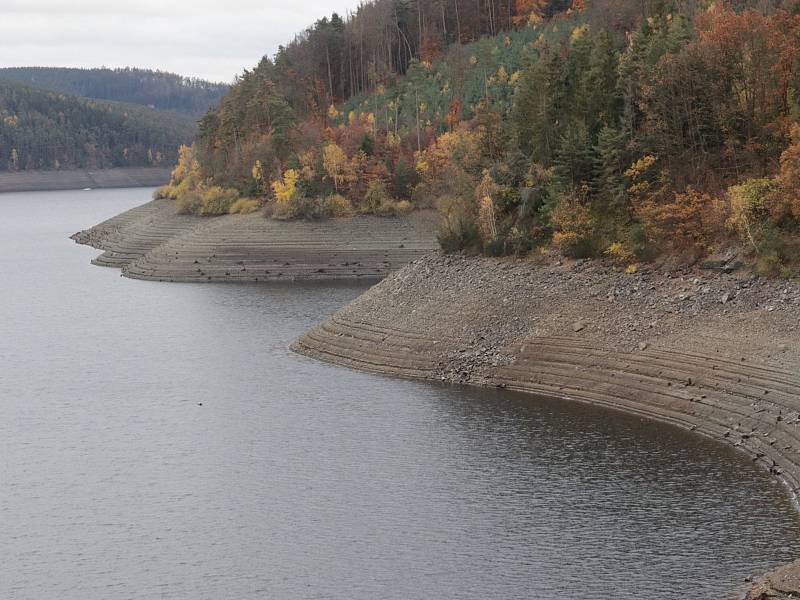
2 188 800 600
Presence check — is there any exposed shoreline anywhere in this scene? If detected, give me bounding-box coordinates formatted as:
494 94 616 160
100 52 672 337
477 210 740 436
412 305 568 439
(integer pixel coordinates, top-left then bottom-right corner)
0 167 171 194
71 197 439 282
292 253 800 599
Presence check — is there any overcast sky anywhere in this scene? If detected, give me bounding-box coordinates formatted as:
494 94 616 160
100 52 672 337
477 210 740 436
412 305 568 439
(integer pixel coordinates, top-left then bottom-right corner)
0 0 364 83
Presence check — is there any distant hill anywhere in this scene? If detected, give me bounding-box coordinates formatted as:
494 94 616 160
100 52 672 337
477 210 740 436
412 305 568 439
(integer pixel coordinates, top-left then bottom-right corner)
0 79 196 172
0 67 228 117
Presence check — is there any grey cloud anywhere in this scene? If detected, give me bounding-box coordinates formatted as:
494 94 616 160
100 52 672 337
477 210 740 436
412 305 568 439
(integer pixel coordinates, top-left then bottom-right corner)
0 0 363 82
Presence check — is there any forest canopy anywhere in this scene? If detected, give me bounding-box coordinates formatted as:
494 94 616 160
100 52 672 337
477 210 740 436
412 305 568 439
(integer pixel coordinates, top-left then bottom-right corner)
163 0 800 276
0 67 228 117
0 79 196 171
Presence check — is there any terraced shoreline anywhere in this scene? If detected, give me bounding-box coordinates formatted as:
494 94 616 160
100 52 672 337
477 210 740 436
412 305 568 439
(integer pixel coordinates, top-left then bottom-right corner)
71 198 439 282
293 253 800 599
0 167 171 193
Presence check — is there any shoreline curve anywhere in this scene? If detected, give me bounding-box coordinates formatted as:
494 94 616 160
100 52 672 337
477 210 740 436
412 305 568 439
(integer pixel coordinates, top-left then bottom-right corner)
292 253 800 599
71 198 440 282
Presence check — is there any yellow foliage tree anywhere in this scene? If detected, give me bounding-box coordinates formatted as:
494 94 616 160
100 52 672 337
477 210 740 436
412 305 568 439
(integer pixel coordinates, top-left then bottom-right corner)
252 160 264 192
415 126 483 180
271 169 300 203
513 0 547 26
478 196 498 243
497 65 509 84
171 145 200 185
298 151 316 182
322 143 354 192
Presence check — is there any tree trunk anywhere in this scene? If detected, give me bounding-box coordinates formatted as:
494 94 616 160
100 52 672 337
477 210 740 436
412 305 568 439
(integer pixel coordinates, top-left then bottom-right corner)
454 0 461 43
415 89 422 153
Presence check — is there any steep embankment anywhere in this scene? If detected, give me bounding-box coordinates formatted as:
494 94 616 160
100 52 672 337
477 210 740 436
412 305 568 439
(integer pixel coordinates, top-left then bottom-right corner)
72 198 439 281
0 167 171 193
293 253 800 596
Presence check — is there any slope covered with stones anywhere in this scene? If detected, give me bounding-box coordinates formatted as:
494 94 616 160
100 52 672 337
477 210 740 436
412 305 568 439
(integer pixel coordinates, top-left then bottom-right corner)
72 198 439 282
295 254 800 500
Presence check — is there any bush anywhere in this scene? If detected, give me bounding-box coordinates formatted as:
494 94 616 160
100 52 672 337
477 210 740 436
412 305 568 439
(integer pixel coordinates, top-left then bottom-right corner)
175 185 239 216
155 184 178 200
552 231 595 258
176 187 202 215
323 194 354 217
362 179 391 213
229 198 261 215
374 199 413 217
198 186 239 216
727 178 776 252
604 241 636 265
549 195 598 258
270 196 327 220
636 187 724 252
752 227 800 277
436 195 481 253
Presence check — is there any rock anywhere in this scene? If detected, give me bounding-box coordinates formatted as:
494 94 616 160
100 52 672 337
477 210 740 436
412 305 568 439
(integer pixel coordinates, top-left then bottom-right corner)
572 321 586 333
722 260 744 274
638 342 649 351
721 292 732 304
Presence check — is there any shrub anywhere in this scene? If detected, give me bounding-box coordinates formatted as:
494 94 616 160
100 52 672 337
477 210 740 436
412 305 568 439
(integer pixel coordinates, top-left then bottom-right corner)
727 178 776 252
198 186 239 216
176 187 202 215
175 185 240 216
549 195 598 258
323 194 354 217
270 196 326 220
374 199 413 217
155 184 178 200
436 195 481 253
604 241 636 265
636 187 724 252
229 198 261 215
362 179 391 214
552 231 594 258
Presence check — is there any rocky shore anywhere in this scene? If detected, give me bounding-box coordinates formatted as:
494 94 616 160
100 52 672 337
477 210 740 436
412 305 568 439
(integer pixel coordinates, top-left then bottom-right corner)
0 167 171 193
72 198 439 282
293 253 800 598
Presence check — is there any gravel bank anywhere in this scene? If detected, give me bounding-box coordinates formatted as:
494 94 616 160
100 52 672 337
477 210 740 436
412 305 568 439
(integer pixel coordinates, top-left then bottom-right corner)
72 198 440 282
293 253 800 598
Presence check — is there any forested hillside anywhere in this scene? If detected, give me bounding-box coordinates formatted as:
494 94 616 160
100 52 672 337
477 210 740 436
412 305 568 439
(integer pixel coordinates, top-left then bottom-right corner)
0 67 228 117
162 0 800 276
0 80 196 171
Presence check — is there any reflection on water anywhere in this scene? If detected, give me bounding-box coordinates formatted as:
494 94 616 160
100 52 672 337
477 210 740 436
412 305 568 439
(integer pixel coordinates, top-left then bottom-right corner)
1 188 799 600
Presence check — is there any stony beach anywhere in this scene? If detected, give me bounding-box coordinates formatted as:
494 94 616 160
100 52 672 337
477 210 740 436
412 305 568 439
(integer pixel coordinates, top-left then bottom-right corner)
292 253 800 599
72 198 440 282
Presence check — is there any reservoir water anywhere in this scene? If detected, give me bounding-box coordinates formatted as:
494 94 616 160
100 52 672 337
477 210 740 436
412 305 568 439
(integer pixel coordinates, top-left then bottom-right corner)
2 188 800 599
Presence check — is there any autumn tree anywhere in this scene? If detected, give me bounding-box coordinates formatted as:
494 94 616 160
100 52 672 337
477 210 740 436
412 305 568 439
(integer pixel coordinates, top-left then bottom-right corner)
322 143 354 192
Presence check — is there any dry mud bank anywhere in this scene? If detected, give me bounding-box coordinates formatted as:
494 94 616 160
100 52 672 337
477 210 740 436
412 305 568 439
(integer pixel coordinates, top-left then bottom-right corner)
72 198 439 281
293 253 800 598
0 167 171 193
